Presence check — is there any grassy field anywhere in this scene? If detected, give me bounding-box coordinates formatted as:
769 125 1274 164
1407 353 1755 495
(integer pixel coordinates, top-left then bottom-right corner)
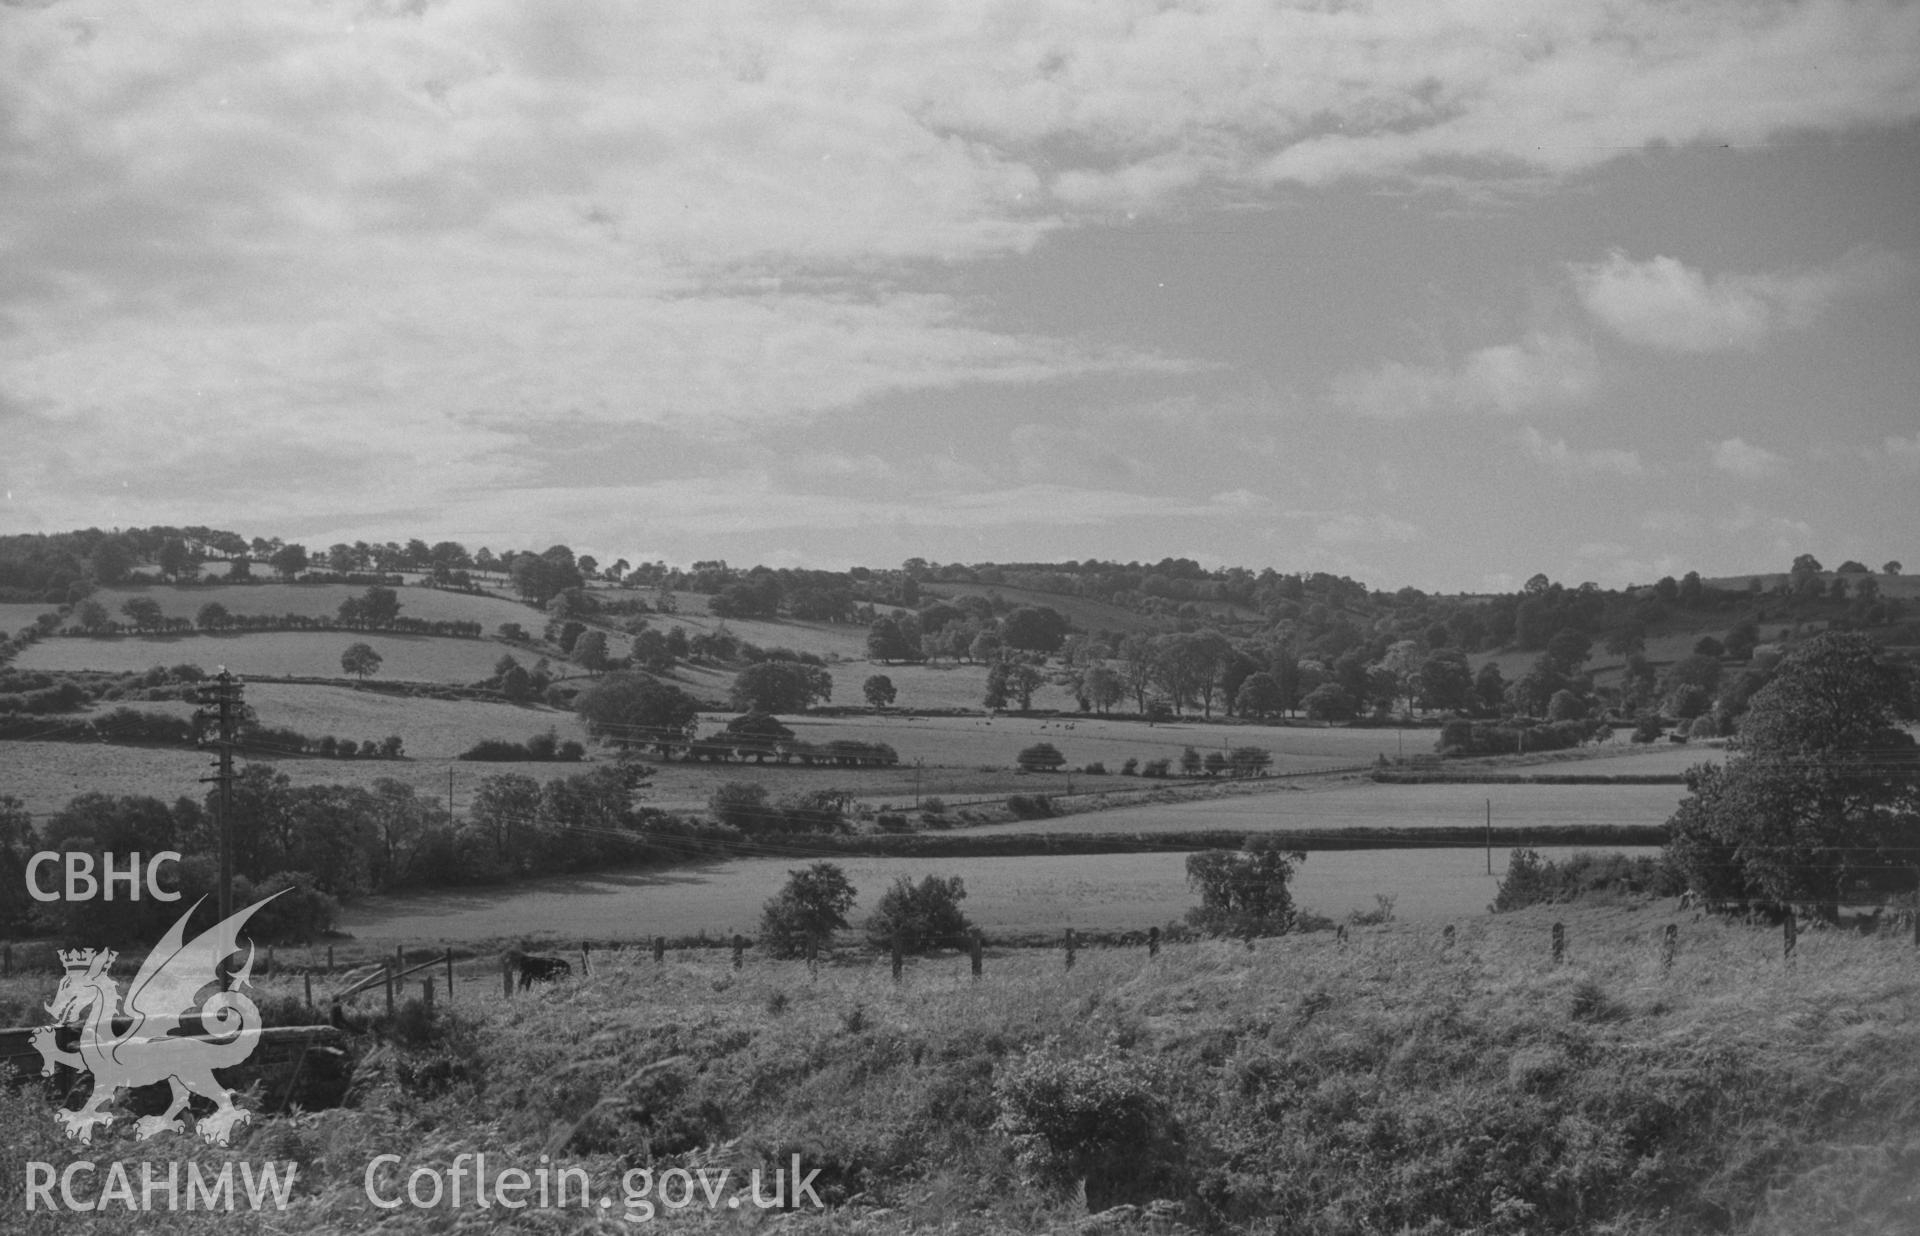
242 683 592 761
923 580 1175 634
333 845 1655 942
14 630 507 682
82 582 543 630
6 900 1910 1233
758 713 1407 773
0 742 571 818
960 778 1688 837
0 602 57 633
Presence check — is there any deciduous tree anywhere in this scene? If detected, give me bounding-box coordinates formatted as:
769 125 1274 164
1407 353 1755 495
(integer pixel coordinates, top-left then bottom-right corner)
341 642 383 680
730 660 833 714
760 862 858 958
1666 632 1918 917
1186 836 1305 937
269 543 309 580
575 673 701 746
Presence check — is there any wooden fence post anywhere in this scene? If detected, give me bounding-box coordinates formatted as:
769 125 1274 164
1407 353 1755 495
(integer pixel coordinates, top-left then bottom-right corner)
732 935 744 971
303 972 313 1011
1442 925 1456 949
1336 924 1347 946
445 950 454 1003
502 956 513 999
1148 926 1159 958
582 940 592 978
1064 928 1076 971
1551 922 1565 966
395 945 405 976
970 932 983 979
383 964 394 1016
891 932 903 982
1783 910 1797 963
654 936 666 965
421 977 434 1008
1660 924 1677 974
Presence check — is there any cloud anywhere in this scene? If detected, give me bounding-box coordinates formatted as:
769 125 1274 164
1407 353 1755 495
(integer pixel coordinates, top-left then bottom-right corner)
1284 510 1423 546
1008 422 1153 486
1717 504 1814 552
1571 249 1911 351
1331 333 1598 418
1640 509 1704 536
5 0 1919 535
1571 543 1685 588
1521 428 1647 477
1710 437 1787 479
1883 432 1920 471
1209 488 1274 511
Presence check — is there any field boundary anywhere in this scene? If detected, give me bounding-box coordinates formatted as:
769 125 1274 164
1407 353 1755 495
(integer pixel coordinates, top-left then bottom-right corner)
1370 771 1688 785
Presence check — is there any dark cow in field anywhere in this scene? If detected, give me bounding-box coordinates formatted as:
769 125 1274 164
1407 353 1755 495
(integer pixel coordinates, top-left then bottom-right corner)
505 950 572 990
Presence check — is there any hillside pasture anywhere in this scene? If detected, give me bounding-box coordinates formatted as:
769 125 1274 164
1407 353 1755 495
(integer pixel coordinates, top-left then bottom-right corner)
641 607 875 664
14 630 506 682
336 843 1655 941
240 682 592 761
960 777 1688 837
923 580 1173 636
83 582 542 631
750 712 1404 777
0 739 579 817
0 602 58 633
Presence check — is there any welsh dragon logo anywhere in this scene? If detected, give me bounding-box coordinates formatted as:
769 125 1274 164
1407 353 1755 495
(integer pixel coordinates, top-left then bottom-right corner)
31 892 282 1147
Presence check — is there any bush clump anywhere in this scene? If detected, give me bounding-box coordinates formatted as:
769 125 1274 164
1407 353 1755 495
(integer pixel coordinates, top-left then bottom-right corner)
457 732 587 762
994 1046 1184 1210
1005 794 1054 819
1491 848 1682 912
865 873 971 953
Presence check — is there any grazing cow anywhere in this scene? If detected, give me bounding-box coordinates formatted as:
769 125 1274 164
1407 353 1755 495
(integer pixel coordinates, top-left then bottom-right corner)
506 950 572 990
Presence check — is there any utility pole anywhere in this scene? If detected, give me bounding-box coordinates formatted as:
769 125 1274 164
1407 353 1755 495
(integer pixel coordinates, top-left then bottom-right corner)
194 669 243 923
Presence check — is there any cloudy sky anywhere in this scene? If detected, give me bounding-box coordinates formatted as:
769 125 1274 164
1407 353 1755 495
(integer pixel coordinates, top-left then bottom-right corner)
4 0 1917 591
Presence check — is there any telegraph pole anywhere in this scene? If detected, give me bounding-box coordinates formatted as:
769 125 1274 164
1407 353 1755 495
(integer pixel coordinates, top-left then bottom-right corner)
194 669 243 922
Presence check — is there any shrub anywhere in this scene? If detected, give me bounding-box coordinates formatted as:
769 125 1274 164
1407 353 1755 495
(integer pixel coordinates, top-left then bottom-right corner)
759 862 857 959
709 781 770 831
1016 741 1066 772
1141 758 1171 778
865 873 971 953
993 1047 1183 1209
1082 761 1107 776
1121 757 1138 776
1185 836 1305 938
1345 894 1397 927
457 734 576 762
1490 848 1679 912
1005 794 1054 820
875 812 911 833
459 738 528 761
